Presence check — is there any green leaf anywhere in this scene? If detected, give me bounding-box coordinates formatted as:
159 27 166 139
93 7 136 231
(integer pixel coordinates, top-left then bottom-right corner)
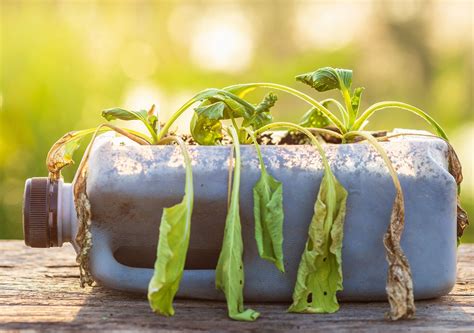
148 138 194 316
253 171 285 272
246 127 285 272
190 113 223 145
242 92 277 130
255 92 278 114
102 107 159 142
296 67 352 93
192 89 255 145
216 126 260 321
221 97 248 118
102 107 148 122
194 91 253 122
147 105 159 133
299 107 331 128
194 88 222 100
195 101 226 120
288 171 348 314
351 87 364 116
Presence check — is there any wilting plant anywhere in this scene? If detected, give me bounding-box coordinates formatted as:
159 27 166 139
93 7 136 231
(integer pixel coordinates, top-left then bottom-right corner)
46 67 468 322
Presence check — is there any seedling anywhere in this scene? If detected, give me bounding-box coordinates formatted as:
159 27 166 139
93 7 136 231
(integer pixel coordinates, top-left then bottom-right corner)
47 67 467 322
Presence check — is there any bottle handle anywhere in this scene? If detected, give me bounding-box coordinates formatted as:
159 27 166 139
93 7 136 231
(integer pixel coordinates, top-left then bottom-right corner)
88 228 223 300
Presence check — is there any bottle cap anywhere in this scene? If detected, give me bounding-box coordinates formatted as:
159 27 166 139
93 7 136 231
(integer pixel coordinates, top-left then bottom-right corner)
23 177 59 247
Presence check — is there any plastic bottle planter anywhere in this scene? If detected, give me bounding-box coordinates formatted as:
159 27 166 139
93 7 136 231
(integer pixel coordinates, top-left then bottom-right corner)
23 131 457 302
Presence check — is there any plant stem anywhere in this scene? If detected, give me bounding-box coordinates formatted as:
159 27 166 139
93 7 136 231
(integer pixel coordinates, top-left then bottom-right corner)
243 128 266 172
227 126 242 210
352 101 448 140
126 110 159 144
341 88 354 127
225 83 347 133
123 128 154 144
158 98 198 141
139 116 159 144
157 136 193 205
255 122 332 172
344 131 401 191
321 98 349 126
228 113 241 142
101 124 151 145
255 123 344 140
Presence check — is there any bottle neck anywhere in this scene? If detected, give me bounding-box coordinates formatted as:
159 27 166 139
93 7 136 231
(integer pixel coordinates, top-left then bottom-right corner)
57 182 77 246
23 178 77 248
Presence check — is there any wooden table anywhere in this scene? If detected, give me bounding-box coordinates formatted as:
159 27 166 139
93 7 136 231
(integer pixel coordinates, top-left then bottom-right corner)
0 241 472 332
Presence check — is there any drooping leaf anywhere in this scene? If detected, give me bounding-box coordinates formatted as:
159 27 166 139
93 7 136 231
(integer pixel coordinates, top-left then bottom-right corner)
351 87 365 116
353 130 415 320
46 128 98 180
195 101 226 120
253 171 285 272
190 113 223 145
446 144 469 244
148 137 194 316
216 127 260 321
246 127 285 272
288 171 347 314
296 67 352 93
299 107 331 128
383 191 415 320
148 200 192 316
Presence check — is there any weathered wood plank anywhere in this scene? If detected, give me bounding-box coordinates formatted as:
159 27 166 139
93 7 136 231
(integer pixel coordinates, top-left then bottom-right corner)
0 240 472 332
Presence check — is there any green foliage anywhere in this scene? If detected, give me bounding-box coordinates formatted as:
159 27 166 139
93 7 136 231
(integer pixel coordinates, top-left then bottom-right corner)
102 106 159 143
351 87 365 117
242 92 277 130
191 90 278 145
299 107 331 128
190 113 223 145
24 60 470 322
195 101 227 120
148 137 194 316
247 129 285 272
296 67 353 93
215 126 260 321
253 170 285 272
288 172 348 313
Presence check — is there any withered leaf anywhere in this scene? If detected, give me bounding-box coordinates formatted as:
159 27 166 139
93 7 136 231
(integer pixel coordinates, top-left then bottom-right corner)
447 144 463 186
383 191 415 320
47 130 88 181
447 144 469 238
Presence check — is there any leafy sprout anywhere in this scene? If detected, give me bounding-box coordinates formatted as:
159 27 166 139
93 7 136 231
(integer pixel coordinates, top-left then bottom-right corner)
45 66 465 323
222 66 448 140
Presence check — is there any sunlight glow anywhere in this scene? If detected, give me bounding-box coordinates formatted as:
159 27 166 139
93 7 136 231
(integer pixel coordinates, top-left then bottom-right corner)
292 1 371 50
120 42 158 80
190 10 254 73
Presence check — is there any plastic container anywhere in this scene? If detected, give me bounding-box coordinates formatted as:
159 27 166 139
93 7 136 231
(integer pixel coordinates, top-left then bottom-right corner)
23 131 457 301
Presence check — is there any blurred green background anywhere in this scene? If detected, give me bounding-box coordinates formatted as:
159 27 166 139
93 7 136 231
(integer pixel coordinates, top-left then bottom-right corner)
0 0 473 242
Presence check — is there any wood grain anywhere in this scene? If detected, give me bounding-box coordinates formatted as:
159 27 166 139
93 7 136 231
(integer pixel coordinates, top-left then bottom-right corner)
0 240 472 332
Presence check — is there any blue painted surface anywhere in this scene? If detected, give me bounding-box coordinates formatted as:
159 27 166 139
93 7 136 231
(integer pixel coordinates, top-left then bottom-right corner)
85 133 457 301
